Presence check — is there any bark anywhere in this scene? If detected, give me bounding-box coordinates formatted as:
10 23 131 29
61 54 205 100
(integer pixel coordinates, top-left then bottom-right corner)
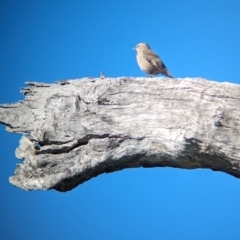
0 77 240 192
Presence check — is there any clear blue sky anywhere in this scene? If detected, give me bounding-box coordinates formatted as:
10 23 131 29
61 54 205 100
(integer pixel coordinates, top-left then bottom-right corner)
1 1 240 239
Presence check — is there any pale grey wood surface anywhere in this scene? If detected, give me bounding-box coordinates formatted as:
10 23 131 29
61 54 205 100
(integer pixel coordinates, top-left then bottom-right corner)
1 77 240 191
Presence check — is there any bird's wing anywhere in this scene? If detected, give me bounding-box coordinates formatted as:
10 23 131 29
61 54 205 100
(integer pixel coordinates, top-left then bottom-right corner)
143 49 165 69
143 49 172 77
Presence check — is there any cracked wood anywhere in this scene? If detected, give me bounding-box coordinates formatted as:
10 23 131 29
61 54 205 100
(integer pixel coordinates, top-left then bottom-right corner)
0 77 240 191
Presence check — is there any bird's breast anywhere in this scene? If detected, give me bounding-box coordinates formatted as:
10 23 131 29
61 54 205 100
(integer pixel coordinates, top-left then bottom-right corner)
137 53 152 72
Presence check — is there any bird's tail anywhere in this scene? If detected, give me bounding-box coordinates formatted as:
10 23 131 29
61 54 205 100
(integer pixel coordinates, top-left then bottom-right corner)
167 72 173 78
164 69 173 78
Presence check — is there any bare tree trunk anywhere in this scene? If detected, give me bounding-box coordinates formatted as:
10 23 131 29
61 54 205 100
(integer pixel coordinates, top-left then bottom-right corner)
1 77 240 192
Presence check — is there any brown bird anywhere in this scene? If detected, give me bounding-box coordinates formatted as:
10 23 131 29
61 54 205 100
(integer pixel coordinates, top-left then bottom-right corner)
134 43 173 78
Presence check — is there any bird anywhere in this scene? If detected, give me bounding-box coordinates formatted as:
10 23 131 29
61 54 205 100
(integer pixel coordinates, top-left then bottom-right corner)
134 43 173 78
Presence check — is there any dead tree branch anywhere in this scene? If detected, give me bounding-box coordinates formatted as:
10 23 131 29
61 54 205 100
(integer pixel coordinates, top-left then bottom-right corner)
1 77 240 191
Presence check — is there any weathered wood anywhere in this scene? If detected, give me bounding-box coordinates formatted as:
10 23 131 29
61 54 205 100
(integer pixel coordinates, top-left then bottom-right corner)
1 77 240 191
